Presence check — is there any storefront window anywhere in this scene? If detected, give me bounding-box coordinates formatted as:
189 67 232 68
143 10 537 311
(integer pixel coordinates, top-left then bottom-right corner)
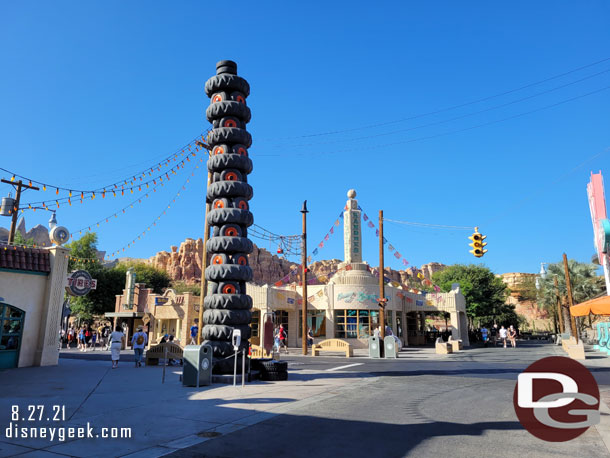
298 310 326 338
336 310 379 339
274 311 289 334
251 310 260 337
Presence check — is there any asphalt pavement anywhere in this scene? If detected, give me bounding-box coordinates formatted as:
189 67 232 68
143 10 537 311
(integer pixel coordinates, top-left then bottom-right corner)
1 341 609 457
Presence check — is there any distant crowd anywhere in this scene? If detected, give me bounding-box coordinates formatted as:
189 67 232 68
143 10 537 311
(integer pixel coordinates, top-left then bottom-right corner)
471 324 518 348
60 324 113 351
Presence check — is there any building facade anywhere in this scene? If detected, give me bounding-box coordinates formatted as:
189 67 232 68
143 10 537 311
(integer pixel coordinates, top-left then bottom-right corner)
110 189 469 350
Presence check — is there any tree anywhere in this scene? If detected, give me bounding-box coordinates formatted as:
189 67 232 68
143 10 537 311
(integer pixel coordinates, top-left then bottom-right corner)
65 232 170 321
537 259 605 332
13 231 35 247
431 264 511 325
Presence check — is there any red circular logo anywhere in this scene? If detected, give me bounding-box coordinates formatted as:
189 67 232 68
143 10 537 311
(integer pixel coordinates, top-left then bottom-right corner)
513 356 599 442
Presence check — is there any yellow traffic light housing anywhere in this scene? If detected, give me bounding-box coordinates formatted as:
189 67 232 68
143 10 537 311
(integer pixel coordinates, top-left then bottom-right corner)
469 227 487 257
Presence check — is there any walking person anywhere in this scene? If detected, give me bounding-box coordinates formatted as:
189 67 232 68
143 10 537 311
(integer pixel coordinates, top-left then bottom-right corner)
91 331 97 351
278 324 288 354
508 325 517 348
78 327 86 351
67 326 75 348
109 326 125 369
190 320 199 345
499 325 508 349
307 328 314 347
273 327 280 352
131 325 148 367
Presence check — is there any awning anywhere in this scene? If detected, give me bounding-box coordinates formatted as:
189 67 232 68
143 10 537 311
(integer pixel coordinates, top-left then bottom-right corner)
571 295 610 316
104 312 144 318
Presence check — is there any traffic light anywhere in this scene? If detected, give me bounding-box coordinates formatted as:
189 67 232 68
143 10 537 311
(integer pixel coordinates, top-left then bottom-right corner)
468 227 487 257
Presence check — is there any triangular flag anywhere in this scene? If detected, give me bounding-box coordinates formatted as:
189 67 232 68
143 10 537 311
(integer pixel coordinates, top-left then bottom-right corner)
394 251 401 259
363 213 369 221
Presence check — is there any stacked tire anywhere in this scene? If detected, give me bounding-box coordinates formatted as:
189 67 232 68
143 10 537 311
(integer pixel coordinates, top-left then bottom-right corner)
251 359 288 381
203 60 254 374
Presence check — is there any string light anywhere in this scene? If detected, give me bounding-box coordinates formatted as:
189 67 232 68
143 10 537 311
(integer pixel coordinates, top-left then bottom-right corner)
6 131 211 207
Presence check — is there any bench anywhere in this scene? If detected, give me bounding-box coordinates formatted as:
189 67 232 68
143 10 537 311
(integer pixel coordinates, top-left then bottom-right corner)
448 336 463 352
145 342 183 366
435 337 453 355
312 338 353 357
250 344 274 358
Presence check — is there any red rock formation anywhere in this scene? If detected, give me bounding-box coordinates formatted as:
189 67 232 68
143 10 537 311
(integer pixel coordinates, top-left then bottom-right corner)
150 238 448 287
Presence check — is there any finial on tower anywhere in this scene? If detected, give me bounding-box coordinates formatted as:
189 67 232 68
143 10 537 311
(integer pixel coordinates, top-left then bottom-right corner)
347 189 357 199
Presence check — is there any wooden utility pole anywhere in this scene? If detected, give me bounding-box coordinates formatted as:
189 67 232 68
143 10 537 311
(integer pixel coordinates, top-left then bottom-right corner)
301 201 309 355
563 253 578 343
1 179 39 244
197 142 210 345
378 210 385 340
554 276 564 333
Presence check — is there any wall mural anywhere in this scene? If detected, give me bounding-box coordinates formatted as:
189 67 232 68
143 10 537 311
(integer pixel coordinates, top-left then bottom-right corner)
202 60 253 373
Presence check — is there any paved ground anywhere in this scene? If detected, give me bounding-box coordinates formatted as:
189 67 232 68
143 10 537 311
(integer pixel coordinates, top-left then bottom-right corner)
1 341 609 457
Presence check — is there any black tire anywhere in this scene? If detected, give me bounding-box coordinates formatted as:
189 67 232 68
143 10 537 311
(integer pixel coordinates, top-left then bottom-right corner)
203 324 252 341
204 294 252 310
262 371 288 381
203 340 249 358
212 355 250 375
206 236 253 254
261 360 288 372
206 181 253 202
207 154 253 174
216 60 237 75
205 74 250 98
206 208 253 228
250 358 273 371
206 101 251 124
207 128 252 148
205 264 252 282
203 309 252 326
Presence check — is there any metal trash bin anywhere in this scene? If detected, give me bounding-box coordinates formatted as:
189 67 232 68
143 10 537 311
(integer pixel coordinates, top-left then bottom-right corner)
369 336 381 358
384 336 397 359
182 345 212 387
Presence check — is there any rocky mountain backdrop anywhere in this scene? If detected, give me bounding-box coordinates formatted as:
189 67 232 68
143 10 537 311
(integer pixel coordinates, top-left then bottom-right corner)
148 237 447 286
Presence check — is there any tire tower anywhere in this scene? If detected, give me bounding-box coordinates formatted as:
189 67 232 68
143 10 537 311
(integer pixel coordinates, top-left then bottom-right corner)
203 60 253 374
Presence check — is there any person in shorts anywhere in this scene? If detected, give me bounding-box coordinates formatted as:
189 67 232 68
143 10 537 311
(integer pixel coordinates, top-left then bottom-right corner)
499 325 508 348
278 324 288 354
508 325 517 348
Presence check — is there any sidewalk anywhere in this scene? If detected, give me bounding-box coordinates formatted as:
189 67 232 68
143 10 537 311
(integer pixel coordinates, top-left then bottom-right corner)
0 358 373 457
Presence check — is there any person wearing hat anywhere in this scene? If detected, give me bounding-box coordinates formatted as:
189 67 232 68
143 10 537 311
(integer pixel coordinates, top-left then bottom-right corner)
131 325 148 367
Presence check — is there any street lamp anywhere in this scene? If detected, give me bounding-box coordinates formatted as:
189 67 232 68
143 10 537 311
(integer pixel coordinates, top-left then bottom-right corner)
535 263 548 290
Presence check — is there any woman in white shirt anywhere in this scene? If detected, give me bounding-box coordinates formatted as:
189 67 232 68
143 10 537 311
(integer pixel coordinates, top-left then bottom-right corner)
109 326 125 369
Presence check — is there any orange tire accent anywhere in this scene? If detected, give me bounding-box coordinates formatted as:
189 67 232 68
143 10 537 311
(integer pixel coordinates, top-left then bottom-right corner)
223 119 237 128
224 227 238 236
213 146 225 155
237 147 247 156
222 284 236 294
212 94 223 103
225 172 238 181
236 256 247 266
238 200 248 210
214 200 225 209
212 255 224 265
235 95 245 104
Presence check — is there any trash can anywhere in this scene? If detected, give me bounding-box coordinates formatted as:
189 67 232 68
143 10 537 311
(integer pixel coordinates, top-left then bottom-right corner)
369 336 381 358
182 345 212 387
384 336 397 359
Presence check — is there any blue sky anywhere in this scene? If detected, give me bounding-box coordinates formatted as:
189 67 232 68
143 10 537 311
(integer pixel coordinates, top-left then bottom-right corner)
1 1 609 276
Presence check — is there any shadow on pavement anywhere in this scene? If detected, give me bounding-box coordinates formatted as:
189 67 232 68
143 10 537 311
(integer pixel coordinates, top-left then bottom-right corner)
165 414 522 458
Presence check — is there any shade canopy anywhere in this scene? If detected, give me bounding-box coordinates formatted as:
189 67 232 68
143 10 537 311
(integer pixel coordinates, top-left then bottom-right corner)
570 295 610 317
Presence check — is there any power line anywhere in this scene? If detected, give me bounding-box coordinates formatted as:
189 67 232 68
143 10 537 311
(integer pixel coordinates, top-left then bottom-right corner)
383 218 474 230
257 57 610 142
258 84 610 157
267 67 610 149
